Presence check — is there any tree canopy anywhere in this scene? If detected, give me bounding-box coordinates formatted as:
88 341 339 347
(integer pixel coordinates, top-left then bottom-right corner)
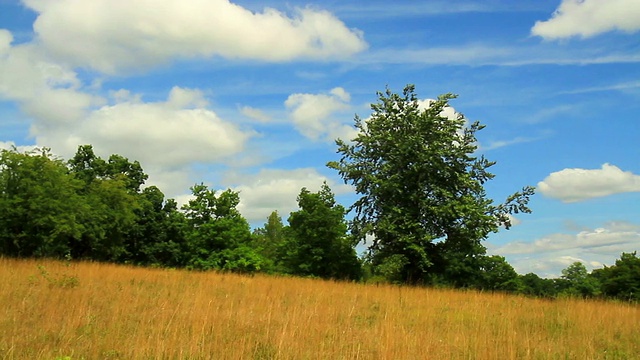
281 183 362 280
328 85 534 284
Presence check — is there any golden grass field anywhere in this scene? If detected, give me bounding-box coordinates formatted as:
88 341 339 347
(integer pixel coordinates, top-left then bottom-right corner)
1 258 638 359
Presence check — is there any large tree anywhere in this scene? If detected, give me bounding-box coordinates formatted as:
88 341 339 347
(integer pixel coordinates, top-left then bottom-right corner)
328 85 534 284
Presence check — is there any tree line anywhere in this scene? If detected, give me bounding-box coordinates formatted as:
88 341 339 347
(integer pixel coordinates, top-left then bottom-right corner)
0 145 361 279
0 85 637 301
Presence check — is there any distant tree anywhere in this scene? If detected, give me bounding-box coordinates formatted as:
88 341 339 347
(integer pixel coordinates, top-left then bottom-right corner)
66 145 139 261
0 147 84 257
328 85 534 284
122 186 189 267
595 252 640 301
67 144 107 189
147 198 189 267
183 184 263 273
252 210 289 273
68 145 148 193
518 273 558 298
105 154 148 193
477 255 522 292
559 262 600 298
282 183 362 280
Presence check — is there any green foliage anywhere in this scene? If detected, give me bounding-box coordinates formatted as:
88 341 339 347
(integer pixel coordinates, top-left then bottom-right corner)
252 211 290 273
66 147 140 261
0 147 84 257
594 252 640 301
183 184 263 273
518 273 558 298
559 262 601 298
5 141 637 305
371 254 409 284
477 255 521 292
282 183 362 280
328 85 534 285
34 265 79 289
123 187 189 267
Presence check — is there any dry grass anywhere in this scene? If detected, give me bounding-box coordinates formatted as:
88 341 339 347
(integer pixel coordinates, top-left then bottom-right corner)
1 258 638 359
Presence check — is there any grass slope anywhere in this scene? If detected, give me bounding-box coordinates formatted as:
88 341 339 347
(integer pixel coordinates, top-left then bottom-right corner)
1 258 638 359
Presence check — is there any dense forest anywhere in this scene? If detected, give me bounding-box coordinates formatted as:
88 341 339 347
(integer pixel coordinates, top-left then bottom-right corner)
1 86 638 302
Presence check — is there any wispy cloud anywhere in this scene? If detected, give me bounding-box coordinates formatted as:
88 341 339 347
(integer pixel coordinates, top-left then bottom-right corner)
333 1 546 19
357 44 640 67
480 135 545 151
522 105 576 124
560 80 640 94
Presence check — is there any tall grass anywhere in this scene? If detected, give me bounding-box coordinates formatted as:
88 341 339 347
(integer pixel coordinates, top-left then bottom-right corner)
1 258 638 359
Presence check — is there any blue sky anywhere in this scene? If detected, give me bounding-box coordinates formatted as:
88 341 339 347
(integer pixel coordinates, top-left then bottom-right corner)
0 0 638 277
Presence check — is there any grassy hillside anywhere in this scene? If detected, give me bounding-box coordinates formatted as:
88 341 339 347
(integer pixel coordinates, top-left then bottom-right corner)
1 258 638 359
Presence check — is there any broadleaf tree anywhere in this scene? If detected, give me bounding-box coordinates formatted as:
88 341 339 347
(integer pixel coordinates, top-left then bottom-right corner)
182 184 263 273
328 85 534 285
0 147 84 257
282 183 362 280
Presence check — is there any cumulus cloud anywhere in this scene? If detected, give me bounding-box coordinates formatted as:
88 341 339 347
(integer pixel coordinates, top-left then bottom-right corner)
417 99 460 120
496 222 640 255
24 0 367 74
285 87 356 141
511 256 593 278
222 168 352 223
11 86 255 199
532 0 640 39
0 31 102 128
538 163 640 202
493 221 640 277
0 29 12 54
40 86 254 169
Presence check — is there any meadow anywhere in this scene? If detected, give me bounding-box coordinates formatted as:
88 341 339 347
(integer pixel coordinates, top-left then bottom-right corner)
1 258 638 359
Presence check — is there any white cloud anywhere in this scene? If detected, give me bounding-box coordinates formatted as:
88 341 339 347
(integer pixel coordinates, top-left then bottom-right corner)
493 221 640 277
532 0 640 39
496 223 640 255
511 256 588 278
42 86 253 169
0 33 103 128
285 87 355 141
0 29 12 54
481 135 546 151
0 141 38 153
538 163 640 202
223 168 352 223
239 106 271 123
24 0 367 74
19 86 255 199
560 80 640 94
361 44 640 67
506 214 521 227
0 32 252 198
416 99 460 120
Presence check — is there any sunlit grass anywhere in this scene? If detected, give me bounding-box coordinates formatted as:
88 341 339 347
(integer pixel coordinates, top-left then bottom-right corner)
1 258 638 359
